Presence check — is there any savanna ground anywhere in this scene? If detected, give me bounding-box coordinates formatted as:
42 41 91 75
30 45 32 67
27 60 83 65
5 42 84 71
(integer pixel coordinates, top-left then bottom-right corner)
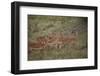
28 15 88 61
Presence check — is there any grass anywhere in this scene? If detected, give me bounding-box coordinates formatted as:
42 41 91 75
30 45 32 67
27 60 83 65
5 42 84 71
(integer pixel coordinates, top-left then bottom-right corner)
28 15 88 61
28 43 87 60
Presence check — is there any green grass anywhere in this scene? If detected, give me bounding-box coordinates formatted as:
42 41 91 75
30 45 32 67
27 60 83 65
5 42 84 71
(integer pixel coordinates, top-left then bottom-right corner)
28 15 88 61
28 44 87 61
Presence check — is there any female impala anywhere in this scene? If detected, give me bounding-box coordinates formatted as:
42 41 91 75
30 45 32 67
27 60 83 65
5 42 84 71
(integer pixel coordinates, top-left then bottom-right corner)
62 30 78 47
28 36 48 50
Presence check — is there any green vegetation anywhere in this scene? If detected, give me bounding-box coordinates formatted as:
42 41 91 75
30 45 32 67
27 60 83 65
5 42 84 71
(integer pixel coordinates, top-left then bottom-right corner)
28 15 88 61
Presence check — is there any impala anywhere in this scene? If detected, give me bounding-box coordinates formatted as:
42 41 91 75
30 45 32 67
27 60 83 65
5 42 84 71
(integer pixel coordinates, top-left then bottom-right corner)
28 31 78 50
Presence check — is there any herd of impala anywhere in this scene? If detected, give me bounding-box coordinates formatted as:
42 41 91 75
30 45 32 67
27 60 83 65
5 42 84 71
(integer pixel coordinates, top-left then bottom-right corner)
28 31 78 51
